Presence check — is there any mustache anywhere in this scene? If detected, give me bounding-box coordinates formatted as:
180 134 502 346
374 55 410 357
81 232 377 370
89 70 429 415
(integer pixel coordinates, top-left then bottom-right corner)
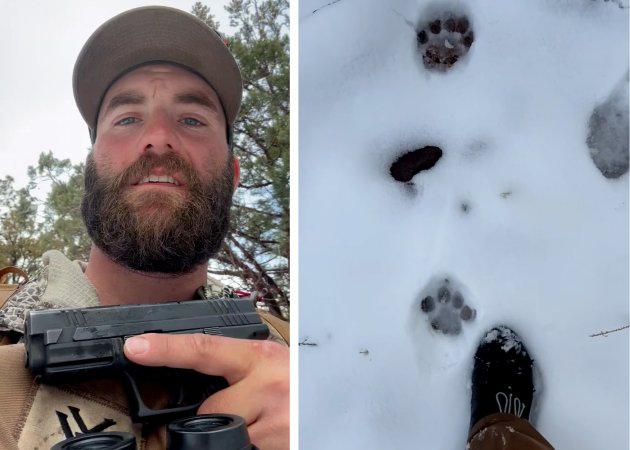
110 152 201 191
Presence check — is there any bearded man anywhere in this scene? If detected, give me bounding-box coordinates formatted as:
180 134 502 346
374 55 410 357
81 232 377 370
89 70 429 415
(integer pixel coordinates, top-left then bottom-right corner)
0 6 288 450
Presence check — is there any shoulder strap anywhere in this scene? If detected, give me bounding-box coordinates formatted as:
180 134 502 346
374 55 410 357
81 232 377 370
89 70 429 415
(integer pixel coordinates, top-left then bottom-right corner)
0 267 28 310
258 311 290 345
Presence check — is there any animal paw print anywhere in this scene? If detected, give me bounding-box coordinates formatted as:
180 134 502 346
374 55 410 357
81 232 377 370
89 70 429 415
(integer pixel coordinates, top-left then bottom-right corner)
419 277 476 335
416 13 474 72
586 75 628 179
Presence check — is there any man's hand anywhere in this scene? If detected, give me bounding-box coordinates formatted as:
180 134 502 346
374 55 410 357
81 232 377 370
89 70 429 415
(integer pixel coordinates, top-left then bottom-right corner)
124 333 289 450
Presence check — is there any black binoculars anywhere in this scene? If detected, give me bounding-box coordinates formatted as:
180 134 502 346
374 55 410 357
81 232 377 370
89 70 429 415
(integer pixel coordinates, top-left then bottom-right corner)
50 414 257 450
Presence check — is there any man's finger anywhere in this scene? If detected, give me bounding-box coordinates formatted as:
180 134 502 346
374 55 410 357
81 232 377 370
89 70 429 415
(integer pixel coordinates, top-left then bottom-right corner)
247 416 290 450
195 381 262 425
123 333 286 383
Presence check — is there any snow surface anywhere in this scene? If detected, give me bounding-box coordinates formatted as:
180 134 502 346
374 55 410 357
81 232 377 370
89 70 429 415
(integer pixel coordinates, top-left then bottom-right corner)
298 0 628 448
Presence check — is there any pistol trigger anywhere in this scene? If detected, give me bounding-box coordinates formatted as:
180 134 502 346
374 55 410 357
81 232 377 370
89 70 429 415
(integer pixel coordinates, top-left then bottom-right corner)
160 368 186 407
121 370 149 422
167 383 186 408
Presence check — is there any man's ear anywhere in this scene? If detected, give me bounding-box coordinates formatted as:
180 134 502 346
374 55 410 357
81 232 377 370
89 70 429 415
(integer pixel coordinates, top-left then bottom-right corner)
232 156 240 191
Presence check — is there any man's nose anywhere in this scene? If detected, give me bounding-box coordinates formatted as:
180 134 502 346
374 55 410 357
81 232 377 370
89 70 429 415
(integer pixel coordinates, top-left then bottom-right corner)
139 112 177 153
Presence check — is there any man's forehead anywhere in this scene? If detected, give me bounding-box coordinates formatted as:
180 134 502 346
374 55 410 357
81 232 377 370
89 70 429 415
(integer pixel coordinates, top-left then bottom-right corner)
103 63 221 104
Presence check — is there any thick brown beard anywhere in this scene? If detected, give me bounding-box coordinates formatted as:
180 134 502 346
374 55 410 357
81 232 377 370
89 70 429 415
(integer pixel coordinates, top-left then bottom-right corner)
81 151 234 274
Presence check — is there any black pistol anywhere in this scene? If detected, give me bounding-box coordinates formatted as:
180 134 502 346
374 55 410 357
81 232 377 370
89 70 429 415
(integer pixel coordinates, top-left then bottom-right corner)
24 298 269 423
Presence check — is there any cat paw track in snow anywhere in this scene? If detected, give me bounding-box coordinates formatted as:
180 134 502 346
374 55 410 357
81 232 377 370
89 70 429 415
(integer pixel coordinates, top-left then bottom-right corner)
416 12 474 72
419 276 476 335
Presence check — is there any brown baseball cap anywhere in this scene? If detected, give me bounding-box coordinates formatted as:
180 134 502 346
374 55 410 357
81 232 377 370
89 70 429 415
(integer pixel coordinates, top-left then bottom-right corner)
73 6 242 142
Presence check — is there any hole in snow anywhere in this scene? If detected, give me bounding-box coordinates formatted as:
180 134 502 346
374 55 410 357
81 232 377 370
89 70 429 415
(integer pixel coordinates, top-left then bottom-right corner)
390 146 443 182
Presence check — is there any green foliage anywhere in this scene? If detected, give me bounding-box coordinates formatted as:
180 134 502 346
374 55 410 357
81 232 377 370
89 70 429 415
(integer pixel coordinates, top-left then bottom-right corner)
0 152 90 278
190 2 221 30
0 176 42 275
30 151 90 262
193 0 290 313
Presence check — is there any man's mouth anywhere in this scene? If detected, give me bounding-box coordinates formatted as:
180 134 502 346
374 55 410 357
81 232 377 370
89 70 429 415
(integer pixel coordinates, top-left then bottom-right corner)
137 175 181 186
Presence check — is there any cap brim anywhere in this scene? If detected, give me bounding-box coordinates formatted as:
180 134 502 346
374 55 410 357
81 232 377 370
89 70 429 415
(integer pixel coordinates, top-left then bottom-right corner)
73 6 242 133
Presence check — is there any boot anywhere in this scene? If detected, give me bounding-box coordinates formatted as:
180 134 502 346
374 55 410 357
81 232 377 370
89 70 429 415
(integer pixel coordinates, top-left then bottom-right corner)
470 326 535 430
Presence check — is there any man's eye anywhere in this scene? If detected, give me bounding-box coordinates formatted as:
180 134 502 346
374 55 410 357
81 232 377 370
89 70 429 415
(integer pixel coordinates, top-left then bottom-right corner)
181 117 204 126
116 117 138 126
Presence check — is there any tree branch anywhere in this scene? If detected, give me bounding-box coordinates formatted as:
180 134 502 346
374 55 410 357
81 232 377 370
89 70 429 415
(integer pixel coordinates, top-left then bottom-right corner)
238 181 274 189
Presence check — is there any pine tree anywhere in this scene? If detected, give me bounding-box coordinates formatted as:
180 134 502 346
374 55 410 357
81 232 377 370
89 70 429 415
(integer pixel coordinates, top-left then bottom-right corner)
28 151 90 263
0 176 43 276
192 0 290 316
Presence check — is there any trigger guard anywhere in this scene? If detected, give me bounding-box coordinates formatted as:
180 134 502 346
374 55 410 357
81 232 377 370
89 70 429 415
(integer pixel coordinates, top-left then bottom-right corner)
120 369 227 423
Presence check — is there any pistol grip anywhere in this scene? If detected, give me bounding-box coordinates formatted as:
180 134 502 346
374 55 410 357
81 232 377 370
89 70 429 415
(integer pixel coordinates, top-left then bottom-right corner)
122 370 229 423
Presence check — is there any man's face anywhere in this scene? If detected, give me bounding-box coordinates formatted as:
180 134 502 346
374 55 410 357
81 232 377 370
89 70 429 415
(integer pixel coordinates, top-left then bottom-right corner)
81 64 240 274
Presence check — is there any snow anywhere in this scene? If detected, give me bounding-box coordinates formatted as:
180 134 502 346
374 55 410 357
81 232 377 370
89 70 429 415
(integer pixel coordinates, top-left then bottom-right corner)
483 326 523 354
298 0 628 449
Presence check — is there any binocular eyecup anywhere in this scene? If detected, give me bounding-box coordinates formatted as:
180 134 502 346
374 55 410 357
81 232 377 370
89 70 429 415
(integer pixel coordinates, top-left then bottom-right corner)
51 414 257 450
50 432 135 450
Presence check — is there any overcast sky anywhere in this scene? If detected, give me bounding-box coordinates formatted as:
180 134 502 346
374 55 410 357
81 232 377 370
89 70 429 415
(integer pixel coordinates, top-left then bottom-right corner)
1 1 233 190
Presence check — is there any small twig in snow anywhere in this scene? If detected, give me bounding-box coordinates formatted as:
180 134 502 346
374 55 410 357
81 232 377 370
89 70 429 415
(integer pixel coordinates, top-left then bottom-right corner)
589 324 629 337
312 0 342 15
299 337 318 346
